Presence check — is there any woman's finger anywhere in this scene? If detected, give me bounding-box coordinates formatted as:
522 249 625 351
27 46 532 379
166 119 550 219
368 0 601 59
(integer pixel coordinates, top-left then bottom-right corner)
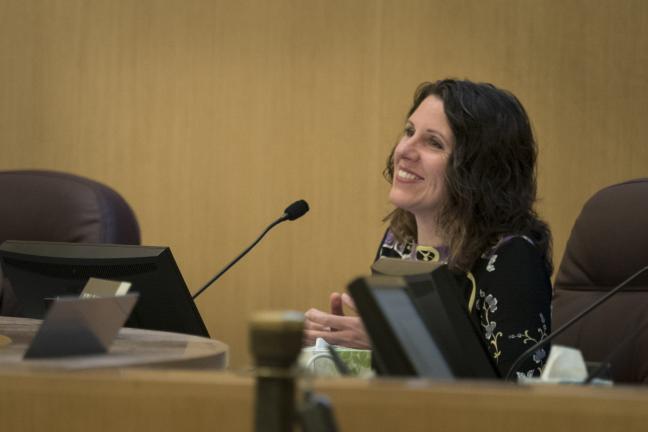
305 309 359 330
341 292 357 312
329 292 344 316
303 319 330 332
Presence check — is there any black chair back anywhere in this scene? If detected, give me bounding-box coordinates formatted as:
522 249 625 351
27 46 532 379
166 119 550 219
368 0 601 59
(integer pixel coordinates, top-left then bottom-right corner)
0 170 140 315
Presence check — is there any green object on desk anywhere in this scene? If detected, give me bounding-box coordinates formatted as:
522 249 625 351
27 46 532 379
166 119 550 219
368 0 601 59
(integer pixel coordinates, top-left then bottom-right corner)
336 348 372 376
301 339 372 377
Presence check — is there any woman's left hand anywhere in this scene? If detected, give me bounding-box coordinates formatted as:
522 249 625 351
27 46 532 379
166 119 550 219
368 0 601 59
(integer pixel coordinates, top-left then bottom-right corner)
303 292 371 349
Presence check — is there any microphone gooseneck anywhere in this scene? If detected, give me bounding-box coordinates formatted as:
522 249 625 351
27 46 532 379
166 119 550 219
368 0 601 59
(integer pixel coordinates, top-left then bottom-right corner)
191 200 310 300
504 264 648 381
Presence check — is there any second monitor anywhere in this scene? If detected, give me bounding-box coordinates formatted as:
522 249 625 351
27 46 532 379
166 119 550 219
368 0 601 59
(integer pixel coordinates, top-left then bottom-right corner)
0 240 209 337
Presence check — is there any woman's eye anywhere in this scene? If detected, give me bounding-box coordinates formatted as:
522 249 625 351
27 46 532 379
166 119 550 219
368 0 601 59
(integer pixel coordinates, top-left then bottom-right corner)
404 126 415 137
427 138 443 149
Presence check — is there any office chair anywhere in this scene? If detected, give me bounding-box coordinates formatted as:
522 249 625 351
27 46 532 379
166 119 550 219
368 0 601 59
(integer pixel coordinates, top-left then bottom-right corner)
553 178 648 383
0 170 141 315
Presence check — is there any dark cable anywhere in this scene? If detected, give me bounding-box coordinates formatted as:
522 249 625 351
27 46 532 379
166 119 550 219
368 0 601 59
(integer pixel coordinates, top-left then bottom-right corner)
504 265 648 381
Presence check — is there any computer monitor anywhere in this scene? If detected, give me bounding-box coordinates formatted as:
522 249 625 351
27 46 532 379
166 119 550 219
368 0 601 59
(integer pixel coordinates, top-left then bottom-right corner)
0 240 209 337
348 266 499 379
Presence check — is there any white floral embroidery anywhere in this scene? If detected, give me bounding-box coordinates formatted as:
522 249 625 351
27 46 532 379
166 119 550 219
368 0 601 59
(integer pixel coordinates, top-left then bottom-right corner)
516 370 536 380
484 294 498 312
532 348 547 363
486 254 498 272
482 322 494 339
476 290 502 361
507 313 549 376
477 290 549 377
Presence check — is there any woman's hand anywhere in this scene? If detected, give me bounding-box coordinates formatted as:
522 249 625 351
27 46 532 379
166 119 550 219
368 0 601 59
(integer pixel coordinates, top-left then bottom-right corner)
303 292 371 349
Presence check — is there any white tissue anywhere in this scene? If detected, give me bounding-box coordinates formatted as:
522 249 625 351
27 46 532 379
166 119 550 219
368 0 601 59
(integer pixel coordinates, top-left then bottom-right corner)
539 345 588 382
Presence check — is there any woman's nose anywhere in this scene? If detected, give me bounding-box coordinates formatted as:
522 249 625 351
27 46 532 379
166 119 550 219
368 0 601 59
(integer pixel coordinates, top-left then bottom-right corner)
395 136 419 161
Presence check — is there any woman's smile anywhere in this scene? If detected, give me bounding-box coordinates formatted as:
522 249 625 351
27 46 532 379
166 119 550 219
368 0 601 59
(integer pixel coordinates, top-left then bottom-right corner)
389 95 453 219
395 167 423 182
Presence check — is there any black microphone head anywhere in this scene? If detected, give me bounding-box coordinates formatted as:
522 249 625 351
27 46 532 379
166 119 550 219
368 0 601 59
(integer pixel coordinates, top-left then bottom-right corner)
283 200 309 221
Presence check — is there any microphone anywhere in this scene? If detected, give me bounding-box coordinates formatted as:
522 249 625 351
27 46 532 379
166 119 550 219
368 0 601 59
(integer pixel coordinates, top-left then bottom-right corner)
504 264 648 381
191 200 310 300
283 200 309 221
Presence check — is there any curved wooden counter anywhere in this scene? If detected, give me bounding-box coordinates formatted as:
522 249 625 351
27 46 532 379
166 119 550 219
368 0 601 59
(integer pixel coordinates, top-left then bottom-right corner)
0 316 228 370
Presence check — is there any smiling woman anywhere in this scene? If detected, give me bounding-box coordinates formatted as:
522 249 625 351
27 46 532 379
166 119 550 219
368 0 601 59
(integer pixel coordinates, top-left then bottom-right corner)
385 80 552 274
304 79 553 379
388 95 454 247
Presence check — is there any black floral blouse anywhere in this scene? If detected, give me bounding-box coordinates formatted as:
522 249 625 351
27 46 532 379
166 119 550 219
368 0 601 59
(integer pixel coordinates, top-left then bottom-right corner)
377 231 552 378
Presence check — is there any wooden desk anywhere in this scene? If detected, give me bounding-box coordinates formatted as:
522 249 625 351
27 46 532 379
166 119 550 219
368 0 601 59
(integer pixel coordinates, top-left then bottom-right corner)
0 316 228 370
2 317 648 431
1 367 648 431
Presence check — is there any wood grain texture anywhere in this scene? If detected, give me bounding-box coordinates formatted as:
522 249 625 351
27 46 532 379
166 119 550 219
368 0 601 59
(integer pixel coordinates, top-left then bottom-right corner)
1 0 647 366
2 369 648 431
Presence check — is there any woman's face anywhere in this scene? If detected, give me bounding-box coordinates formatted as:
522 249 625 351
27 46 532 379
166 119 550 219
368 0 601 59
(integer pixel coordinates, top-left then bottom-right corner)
388 95 454 219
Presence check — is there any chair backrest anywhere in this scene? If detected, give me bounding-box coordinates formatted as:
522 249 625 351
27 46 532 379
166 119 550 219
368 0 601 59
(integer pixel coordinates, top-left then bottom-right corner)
553 178 648 383
0 170 141 314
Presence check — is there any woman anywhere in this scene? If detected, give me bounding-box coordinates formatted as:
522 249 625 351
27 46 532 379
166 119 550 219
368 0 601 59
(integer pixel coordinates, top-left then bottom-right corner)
304 79 553 378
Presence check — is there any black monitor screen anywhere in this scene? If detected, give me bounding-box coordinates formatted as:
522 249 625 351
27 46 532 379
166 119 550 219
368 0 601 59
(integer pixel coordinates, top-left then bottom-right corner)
0 240 209 337
348 267 499 379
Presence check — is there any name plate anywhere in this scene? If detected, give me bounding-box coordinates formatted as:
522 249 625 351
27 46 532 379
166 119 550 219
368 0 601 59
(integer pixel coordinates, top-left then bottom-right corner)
24 294 138 359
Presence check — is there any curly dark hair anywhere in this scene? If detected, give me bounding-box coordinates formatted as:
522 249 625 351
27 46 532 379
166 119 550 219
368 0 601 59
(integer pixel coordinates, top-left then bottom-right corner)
384 79 552 274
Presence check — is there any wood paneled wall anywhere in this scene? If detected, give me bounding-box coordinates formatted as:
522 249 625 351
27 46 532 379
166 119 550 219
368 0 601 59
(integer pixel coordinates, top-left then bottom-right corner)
1 0 647 366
